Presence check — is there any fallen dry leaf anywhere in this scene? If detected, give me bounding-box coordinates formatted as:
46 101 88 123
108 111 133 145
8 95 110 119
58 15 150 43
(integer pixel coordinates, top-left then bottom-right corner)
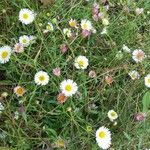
40 0 55 7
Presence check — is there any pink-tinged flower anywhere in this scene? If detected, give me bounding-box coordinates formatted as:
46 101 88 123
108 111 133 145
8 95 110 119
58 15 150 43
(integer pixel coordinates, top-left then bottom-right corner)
60 44 68 53
134 112 146 121
81 30 91 38
89 70 96 78
53 67 61 76
14 86 25 97
13 43 24 53
132 49 145 63
92 14 99 21
105 75 113 85
18 106 25 113
92 7 99 15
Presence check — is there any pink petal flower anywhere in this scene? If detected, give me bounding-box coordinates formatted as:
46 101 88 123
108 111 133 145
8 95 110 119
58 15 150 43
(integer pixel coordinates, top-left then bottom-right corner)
81 30 91 38
53 67 61 76
60 44 68 53
134 112 146 122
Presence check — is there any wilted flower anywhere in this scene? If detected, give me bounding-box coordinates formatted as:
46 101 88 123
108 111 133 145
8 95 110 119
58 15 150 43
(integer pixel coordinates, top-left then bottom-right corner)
18 106 25 113
128 70 140 80
57 93 68 104
60 44 68 53
105 75 113 85
1 92 8 98
122 44 131 53
63 28 72 37
14 43 24 53
89 70 96 78
135 8 144 16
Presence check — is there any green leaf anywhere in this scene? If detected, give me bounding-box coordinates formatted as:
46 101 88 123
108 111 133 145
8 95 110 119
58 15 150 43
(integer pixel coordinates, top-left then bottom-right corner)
142 92 150 112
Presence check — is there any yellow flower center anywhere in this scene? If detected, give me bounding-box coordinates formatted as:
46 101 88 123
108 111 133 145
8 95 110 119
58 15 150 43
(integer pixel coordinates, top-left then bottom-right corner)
99 131 106 138
16 87 24 95
69 21 77 27
65 85 72 92
39 75 45 81
83 23 88 30
23 13 29 19
78 60 84 67
147 78 150 84
46 25 51 30
22 39 27 44
111 112 116 117
1 51 8 59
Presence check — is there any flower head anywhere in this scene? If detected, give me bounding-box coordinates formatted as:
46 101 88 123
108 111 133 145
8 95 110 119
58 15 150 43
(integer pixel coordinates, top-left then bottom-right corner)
69 19 78 28
0 46 12 64
128 70 140 80
81 19 93 31
14 43 24 53
43 22 54 33
19 35 30 47
14 86 26 97
60 44 68 53
89 70 96 78
108 110 118 122
132 49 145 63
96 126 111 149
53 67 61 76
145 74 150 88
74 55 89 70
19 8 35 25
57 93 67 104
34 71 49 86
63 28 72 37
60 79 78 97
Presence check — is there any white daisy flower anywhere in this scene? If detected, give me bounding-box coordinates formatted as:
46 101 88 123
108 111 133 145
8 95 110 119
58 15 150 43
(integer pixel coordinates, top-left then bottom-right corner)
145 74 150 88
74 55 89 70
19 35 30 47
96 126 111 150
132 49 145 63
122 44 131 53
19 8 35 25
128 70 140 80
69 18 78 28
43 22 54 33
60 79 78 97
34 71 49 86
107 110 118 122
0 46 12 64
63 28 72 37
81 19 93 31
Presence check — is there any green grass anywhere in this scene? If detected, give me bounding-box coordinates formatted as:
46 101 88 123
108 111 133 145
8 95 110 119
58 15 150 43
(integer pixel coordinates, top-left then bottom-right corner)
0 0 150 149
